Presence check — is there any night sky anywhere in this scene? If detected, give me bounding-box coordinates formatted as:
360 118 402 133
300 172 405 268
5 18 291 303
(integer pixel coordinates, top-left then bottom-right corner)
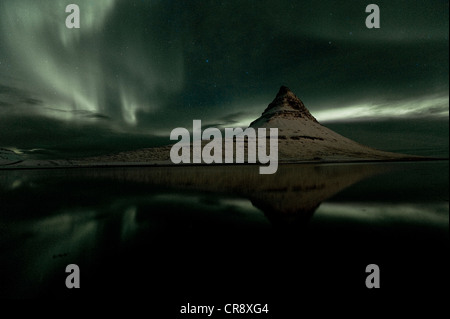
0 0 448 158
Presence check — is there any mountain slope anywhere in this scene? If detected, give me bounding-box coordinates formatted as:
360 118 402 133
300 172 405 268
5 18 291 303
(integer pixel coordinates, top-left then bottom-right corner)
249 86 412 161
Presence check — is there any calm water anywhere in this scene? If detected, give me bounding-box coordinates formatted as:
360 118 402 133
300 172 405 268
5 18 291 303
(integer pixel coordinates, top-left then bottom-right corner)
0 161 448 308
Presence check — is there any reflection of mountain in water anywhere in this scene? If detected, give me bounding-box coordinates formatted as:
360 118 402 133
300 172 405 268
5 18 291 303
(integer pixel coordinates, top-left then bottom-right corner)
0 162 446 299
83 163 386 226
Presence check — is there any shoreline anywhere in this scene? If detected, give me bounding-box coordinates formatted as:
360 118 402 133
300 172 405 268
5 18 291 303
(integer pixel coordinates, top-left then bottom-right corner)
0 156 448 171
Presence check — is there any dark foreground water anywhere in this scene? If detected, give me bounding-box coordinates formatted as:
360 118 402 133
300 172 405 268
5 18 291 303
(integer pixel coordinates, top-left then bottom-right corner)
0 162 448 312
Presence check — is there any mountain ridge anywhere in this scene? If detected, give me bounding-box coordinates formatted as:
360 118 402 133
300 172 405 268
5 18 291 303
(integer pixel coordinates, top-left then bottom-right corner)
250 86 318 124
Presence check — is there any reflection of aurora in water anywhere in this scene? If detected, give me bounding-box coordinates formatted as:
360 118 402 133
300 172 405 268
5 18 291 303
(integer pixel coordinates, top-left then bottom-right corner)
0 161 448 299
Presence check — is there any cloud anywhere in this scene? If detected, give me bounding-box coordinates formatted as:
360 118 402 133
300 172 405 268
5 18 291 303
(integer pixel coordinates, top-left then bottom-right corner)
43 107 111 121
315 94 449 122
23 98 42 106
0 84 43 110
0 101 12 108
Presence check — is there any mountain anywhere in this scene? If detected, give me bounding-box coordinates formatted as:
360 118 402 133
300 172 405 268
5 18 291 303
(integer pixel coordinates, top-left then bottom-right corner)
74 86 420 165
249 86 410 161
2 87 423 169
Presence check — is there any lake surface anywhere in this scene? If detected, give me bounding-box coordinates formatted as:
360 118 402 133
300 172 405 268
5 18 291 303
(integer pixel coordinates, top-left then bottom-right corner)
0 161 448 309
